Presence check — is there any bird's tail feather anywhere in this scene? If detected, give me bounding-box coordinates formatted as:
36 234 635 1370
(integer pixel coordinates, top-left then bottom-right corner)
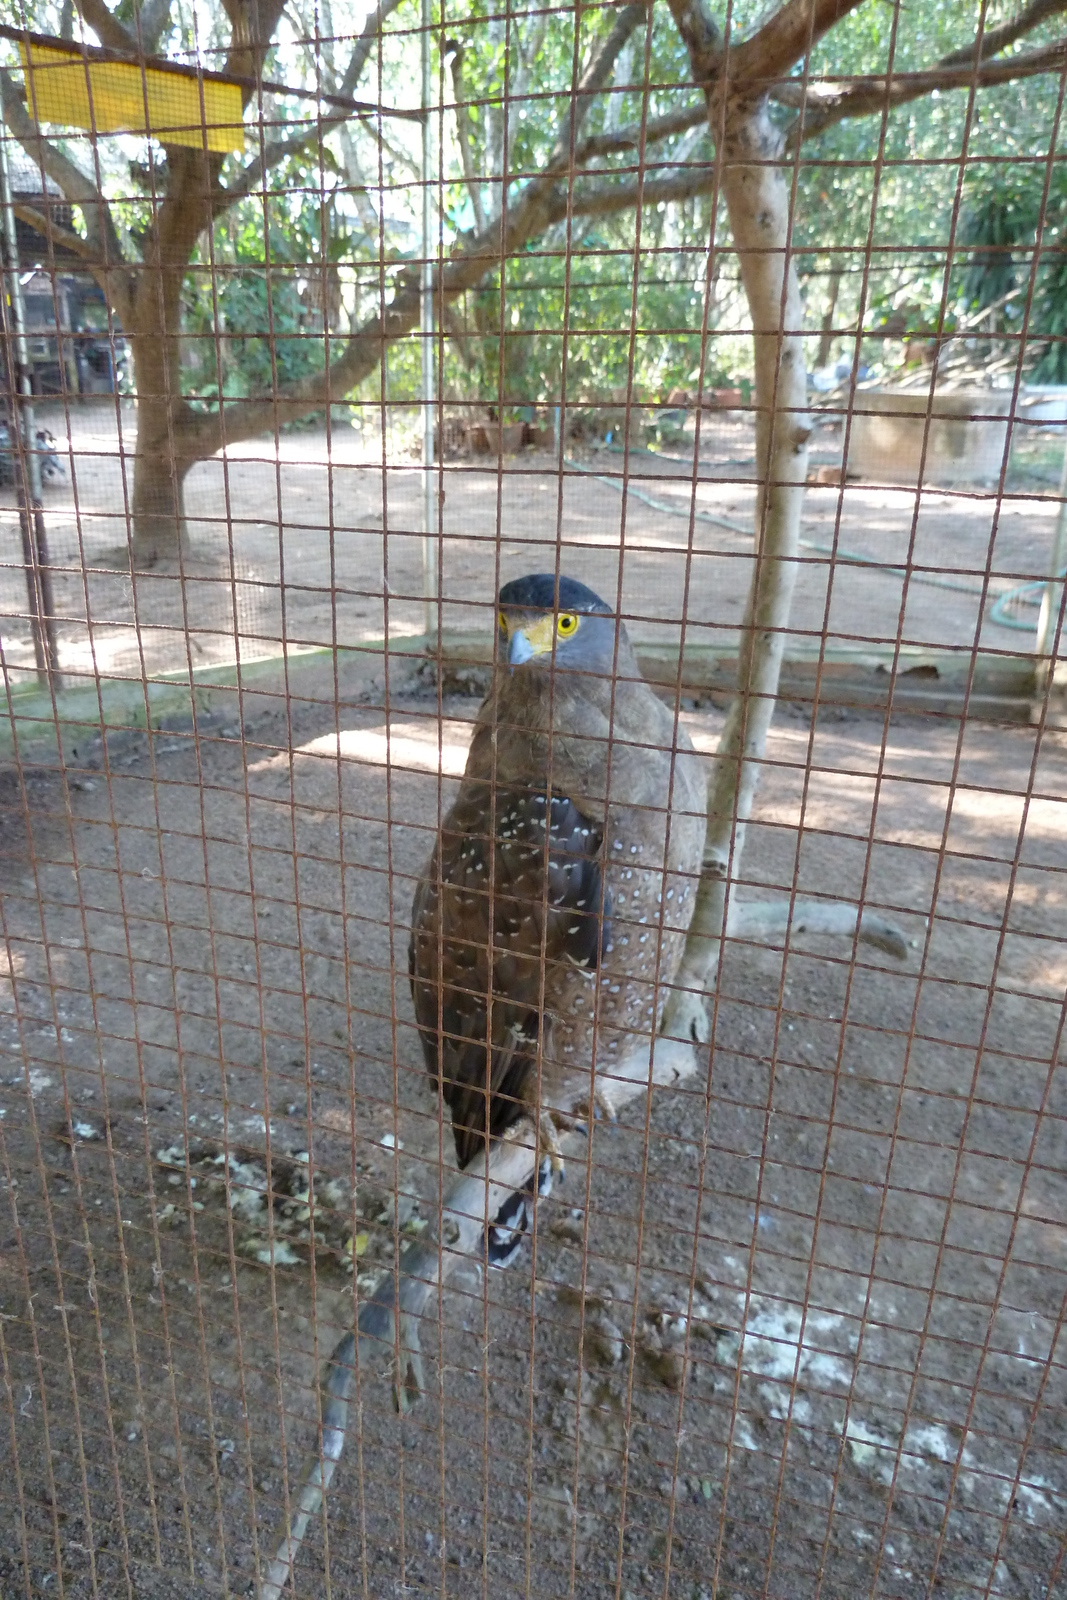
485 1156 553 1268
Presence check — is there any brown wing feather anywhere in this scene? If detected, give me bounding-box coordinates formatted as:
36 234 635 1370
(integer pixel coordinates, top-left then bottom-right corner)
410 781 609 1168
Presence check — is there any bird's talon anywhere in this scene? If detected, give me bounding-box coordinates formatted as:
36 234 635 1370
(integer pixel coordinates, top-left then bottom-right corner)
577 1083 619 1130
596 1085 619 1127
538 1110 566 1185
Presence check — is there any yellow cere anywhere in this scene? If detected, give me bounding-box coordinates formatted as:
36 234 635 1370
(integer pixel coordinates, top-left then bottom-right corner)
499 610 581 654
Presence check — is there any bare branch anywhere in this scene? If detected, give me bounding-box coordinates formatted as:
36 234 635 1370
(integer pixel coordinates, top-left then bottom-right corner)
217 0 406 212
726 898 909 960
445 39 486 234
732 0 867 87
131 0 173 55
551 3 651 164
941 0 1067 67
218 128 321 208
496 3 549 213
76 0 170 55
13 202 107 269
574 101 707 162
550 161 718 223
788 35 1067 144
338 0 406 96
338 124 380 236
73 0 135 52
189 2 651 455
481 0 650 224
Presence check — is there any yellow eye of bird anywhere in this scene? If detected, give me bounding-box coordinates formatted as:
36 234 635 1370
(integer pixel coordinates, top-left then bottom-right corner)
498 612 508 635
557 612 579 638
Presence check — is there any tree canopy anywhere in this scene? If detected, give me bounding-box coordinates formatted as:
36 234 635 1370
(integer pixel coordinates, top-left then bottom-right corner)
3 0 1066 562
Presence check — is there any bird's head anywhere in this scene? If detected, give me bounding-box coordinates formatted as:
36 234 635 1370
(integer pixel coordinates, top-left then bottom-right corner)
496 573 621 675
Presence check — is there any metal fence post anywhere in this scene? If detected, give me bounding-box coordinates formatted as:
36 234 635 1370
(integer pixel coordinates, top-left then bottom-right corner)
0 125 60 688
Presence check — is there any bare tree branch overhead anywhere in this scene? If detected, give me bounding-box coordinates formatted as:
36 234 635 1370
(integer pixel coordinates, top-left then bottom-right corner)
731 0 865 87
573 100 707 162
5 0 1067 569
445 38 488 234
225 0 407 204
190 0 652 457
940 0 1067 67
12 202 110 267
73 0 137 53
337 0 407 95
784 34 1067 144
132 0 174 54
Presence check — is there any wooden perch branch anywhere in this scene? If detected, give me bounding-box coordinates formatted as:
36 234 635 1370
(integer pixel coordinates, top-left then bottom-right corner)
256 1032 699 1600
256 888 906 1598
726 897 910 960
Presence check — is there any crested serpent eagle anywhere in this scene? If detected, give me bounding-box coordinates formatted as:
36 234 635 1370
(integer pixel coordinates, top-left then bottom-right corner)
409 574 707 1260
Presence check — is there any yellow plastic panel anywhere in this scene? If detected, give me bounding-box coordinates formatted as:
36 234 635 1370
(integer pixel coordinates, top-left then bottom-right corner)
19 40 244 153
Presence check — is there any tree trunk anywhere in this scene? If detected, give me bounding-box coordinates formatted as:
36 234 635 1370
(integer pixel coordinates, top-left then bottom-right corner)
125 151 214 567
129 412 193 567
126 315 196 566
663 93 811 1040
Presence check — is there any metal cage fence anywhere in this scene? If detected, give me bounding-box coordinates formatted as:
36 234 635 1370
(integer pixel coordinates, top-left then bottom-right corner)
1 1 1066 1598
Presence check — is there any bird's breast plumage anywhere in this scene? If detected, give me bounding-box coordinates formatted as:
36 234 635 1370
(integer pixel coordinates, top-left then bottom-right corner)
410 657 707 1167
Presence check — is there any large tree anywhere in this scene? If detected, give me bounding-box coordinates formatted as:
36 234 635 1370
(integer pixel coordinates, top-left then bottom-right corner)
4 0 1067 1033
4 0 1065 568
1 0 409 563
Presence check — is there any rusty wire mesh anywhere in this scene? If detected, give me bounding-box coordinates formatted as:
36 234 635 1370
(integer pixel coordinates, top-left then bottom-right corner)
1 2 1067 1598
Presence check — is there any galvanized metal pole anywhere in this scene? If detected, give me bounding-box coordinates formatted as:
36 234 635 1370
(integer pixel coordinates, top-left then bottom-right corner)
0 129 60 687
420 0 436 642
1035 425 1067 665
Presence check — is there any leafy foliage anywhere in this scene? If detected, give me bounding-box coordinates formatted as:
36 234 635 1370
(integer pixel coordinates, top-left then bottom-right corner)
183 191 356 406
958 165 1067 382
160 0 1067 406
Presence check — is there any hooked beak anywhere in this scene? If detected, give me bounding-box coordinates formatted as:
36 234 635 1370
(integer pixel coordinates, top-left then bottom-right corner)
504 612 556 667
508 629 535 666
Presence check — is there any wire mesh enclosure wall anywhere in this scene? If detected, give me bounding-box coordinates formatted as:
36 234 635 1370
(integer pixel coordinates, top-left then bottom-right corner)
1 0 1067 1597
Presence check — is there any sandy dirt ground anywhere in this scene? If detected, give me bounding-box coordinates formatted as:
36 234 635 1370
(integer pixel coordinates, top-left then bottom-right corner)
1 640 1065 1598
0 401 1063 686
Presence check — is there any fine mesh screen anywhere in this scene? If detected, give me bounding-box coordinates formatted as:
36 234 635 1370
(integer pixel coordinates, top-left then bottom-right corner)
1 2 1066 1598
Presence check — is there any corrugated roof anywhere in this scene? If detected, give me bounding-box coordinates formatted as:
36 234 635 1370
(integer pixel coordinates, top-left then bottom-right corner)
5 146 64 196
